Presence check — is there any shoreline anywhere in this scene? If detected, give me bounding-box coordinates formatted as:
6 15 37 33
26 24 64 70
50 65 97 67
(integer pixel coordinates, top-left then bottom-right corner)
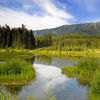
1 48 100 57
31 49 100 57
0 78 36 85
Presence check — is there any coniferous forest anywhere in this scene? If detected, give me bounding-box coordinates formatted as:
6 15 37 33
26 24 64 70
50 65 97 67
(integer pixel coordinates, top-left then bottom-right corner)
36 34 100 51
1 24 100 51
0 24 35 49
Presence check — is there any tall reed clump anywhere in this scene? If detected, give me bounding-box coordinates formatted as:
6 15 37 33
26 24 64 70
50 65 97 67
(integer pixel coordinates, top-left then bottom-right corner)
62 58 99 77
77 58 99 76
0 58 36 81
62 58 100 100
62 65 77 77
90 69 100 100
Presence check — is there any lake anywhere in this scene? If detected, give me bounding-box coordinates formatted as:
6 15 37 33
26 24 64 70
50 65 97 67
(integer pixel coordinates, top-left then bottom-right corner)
0 55 89 100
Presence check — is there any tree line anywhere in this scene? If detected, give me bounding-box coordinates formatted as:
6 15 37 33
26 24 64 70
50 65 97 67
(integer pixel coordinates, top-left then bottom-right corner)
0 24 35 49
37 34 100 51
1 24 100 51
51 34 100 51
36 34 52 48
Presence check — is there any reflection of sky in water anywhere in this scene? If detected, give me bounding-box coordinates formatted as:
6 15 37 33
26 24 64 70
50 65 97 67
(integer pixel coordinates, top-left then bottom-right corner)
18 63 89 100
0 56 89 100
35 56 78 68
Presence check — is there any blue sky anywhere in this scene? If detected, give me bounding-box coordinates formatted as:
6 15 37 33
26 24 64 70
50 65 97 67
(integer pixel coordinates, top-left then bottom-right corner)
0 0 100 30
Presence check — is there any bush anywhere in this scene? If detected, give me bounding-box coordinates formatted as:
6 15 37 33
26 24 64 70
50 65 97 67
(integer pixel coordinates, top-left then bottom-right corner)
77 58 99 76
0 59 36 81
62 65 77 75
90 69 100 100
62 58 99 77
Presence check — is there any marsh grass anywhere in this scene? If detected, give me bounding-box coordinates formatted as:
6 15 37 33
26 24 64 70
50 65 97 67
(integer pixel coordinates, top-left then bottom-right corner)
0 94 37 100
0 49 33 62
62 58 100 100
0 58 36 82
90 69 100 100
0 89 56 100
31 48 100 57
62 58 99 77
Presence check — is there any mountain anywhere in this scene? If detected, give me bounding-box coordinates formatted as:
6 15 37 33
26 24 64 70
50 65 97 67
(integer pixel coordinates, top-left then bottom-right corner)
33 22 100 36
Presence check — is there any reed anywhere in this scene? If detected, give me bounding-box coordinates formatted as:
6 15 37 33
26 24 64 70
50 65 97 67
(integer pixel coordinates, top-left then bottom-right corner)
0 58 36 82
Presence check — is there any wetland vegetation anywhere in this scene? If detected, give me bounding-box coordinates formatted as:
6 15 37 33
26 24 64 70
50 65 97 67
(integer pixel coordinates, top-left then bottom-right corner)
0 58 36 82
0 25 100 100
62 58 100 100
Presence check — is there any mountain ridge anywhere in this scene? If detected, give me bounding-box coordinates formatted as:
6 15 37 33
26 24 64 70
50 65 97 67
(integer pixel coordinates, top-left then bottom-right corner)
33 22 100 36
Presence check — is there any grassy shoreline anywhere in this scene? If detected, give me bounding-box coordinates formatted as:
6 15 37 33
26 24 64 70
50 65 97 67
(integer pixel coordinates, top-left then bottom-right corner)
31 48 100 57
0 59 36 84
0 78 36 85
1 48 100 57
61 58 100 100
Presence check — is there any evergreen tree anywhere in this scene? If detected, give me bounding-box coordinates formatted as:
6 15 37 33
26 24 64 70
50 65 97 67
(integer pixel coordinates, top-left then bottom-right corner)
0 24 35 49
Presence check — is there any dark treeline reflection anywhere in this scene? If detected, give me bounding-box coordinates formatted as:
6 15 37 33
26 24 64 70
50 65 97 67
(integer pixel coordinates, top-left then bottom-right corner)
26 56 36 65
5 85 24 95
36 55 52 65
0 84 27 96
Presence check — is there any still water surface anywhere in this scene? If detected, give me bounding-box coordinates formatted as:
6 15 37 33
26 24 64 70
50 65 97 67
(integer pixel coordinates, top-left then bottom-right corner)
0 56 89 100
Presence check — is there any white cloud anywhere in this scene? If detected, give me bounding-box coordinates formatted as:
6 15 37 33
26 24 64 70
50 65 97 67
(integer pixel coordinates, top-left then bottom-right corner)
33 0 73 19
0 0 74 30
0 7 43 30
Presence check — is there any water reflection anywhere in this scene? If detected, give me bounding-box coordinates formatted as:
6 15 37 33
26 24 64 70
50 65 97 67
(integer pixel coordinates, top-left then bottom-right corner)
17 63 89 100
35 55 78 68
0 55 90 100
65 74 90 86
5 85 24 95
26 56 35 65
37 55 52 65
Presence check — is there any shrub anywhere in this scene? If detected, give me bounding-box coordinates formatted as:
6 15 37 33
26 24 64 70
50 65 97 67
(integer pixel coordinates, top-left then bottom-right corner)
0 59 36 81
77 58 99 76
62 65 77 75
90 69 100 100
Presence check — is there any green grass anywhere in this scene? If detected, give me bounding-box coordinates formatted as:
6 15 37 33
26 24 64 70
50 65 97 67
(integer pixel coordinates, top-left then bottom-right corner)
0 94 38 100
31 48 100 57
0 58 36 82
90 69 100 100
0 95 56 100
77 58 99 76
62 58 99 77
0 49 33 62
0 90 56 100
62 58 100 100
62 65 77 77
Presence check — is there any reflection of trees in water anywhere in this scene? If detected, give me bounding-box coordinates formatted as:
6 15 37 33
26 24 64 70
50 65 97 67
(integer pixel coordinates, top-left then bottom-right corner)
65 74 90 86
37 55 52 65
0 85 27 99
76 78 90 86
26 56 35 65
5 85 25 95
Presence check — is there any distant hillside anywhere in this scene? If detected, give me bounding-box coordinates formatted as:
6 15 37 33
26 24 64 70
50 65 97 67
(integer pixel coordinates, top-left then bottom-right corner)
34 22 100 36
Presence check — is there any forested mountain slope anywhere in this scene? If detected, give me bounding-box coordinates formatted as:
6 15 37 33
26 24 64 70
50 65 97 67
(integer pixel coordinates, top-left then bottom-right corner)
34 22 100 36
